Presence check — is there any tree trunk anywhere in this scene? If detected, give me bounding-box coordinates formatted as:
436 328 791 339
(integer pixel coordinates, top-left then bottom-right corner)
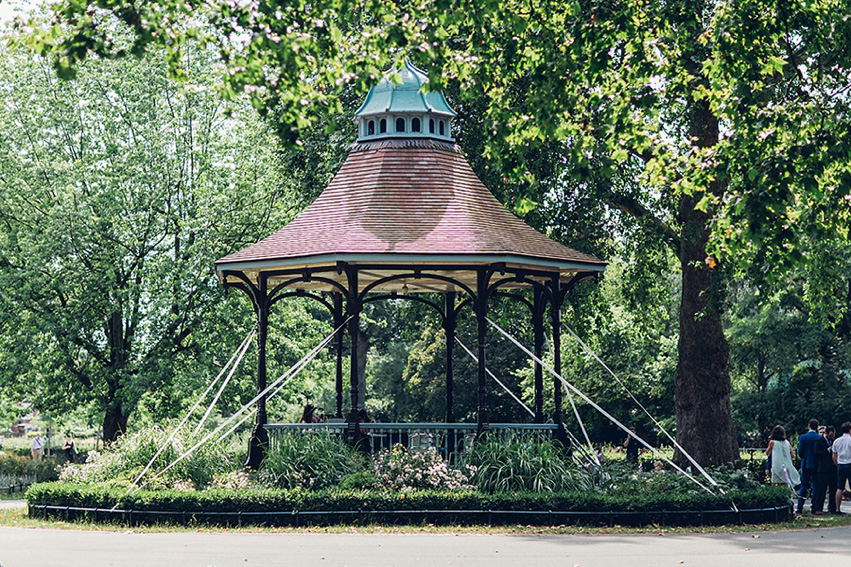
103 309 130 443
102 403 129 443
674 98 739 467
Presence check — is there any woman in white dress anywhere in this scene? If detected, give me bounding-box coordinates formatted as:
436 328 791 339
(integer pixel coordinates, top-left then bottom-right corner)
766 425 801 487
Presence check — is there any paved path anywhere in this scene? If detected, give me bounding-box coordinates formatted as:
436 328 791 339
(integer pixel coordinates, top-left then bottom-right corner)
1 503 851 567
0 500 25 510
2 501 851 567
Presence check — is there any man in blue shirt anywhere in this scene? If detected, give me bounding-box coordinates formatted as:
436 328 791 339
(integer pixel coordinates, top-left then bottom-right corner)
797 418 821 515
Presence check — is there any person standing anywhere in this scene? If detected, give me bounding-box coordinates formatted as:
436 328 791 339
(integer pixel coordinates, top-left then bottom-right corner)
797 419 821 514
767 425 801 487
62 433 76 464
30 432 44 460
624 427 641 463
812 425 837 515
833 421 851 515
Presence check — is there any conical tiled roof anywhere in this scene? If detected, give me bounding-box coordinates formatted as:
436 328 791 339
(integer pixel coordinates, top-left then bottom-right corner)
216 139 604 293
219 139 600 265
216 64 604 294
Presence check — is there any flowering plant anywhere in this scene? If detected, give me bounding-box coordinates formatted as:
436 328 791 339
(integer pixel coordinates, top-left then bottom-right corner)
372 445 475 492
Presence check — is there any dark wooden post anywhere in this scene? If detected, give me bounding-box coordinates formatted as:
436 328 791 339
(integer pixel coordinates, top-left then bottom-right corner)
344 265 363 446
244 274 269 469
551 278 569 447
476 269 490 436
444 291 456 424
333 292 344 418
444 291 457 461
533 287 545 424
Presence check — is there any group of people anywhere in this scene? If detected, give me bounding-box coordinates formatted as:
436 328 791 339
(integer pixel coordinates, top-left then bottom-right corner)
766 419 851 515
28 432 77 463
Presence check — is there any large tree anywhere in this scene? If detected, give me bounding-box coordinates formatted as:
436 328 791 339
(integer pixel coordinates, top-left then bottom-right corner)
453 0 851 464
22 0 851 464
0 45 288 441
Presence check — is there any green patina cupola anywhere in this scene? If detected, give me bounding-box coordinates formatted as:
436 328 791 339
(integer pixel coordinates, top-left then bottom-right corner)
354 59 457 142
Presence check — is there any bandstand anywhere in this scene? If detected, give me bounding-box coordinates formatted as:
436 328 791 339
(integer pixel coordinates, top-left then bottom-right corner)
215 60 606 467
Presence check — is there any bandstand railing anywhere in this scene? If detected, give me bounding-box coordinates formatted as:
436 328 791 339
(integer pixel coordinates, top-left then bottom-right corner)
264 422 558 458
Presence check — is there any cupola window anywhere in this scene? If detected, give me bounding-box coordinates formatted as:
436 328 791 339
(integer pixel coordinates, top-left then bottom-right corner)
353 60 456 142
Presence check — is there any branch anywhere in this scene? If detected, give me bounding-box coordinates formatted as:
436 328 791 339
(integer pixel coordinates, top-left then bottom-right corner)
601 190 680 250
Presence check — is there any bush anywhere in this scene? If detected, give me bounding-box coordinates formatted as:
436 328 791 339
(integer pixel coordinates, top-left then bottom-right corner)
460 433 592 493
602 462 763 500
339 471 378 490
372 445 474 491
0 453 60 482
57 424 242 490
209 469 260 490
258 432 365 490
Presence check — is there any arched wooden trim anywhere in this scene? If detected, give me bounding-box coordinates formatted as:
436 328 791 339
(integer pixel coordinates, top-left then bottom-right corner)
364 293 445 321
491 290 534 313
488 274 553 302
268 289 334 314
455 296 473 315
221 271 261 309
223 282 261 313
267 275 348 299
359 272 476 301
556 272 597 303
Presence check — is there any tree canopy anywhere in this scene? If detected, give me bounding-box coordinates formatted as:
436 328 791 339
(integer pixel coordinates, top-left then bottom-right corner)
0 44 291 440
7 0 851 463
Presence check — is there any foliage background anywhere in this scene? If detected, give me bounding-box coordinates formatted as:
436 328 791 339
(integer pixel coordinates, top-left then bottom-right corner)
1 1 851 454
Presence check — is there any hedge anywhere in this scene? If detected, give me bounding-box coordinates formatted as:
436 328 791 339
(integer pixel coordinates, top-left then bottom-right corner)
26 482 792 527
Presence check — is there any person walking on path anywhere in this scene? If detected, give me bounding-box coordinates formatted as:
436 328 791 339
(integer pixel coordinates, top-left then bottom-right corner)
767 425 800 488
813 425 837 515
30 432 44 460
833 421 851 514
797 419 821 514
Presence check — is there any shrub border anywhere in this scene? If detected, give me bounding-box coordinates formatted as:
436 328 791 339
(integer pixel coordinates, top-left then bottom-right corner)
28 502 792 527
26 483 793 527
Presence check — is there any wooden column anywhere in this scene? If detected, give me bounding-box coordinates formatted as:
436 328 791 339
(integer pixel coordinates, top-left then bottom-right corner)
444 291 457 424
333 292 344 418
533 287 546 424
476 269 490 436
244 274 269 469
344 265 363 446
551 278 569 447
